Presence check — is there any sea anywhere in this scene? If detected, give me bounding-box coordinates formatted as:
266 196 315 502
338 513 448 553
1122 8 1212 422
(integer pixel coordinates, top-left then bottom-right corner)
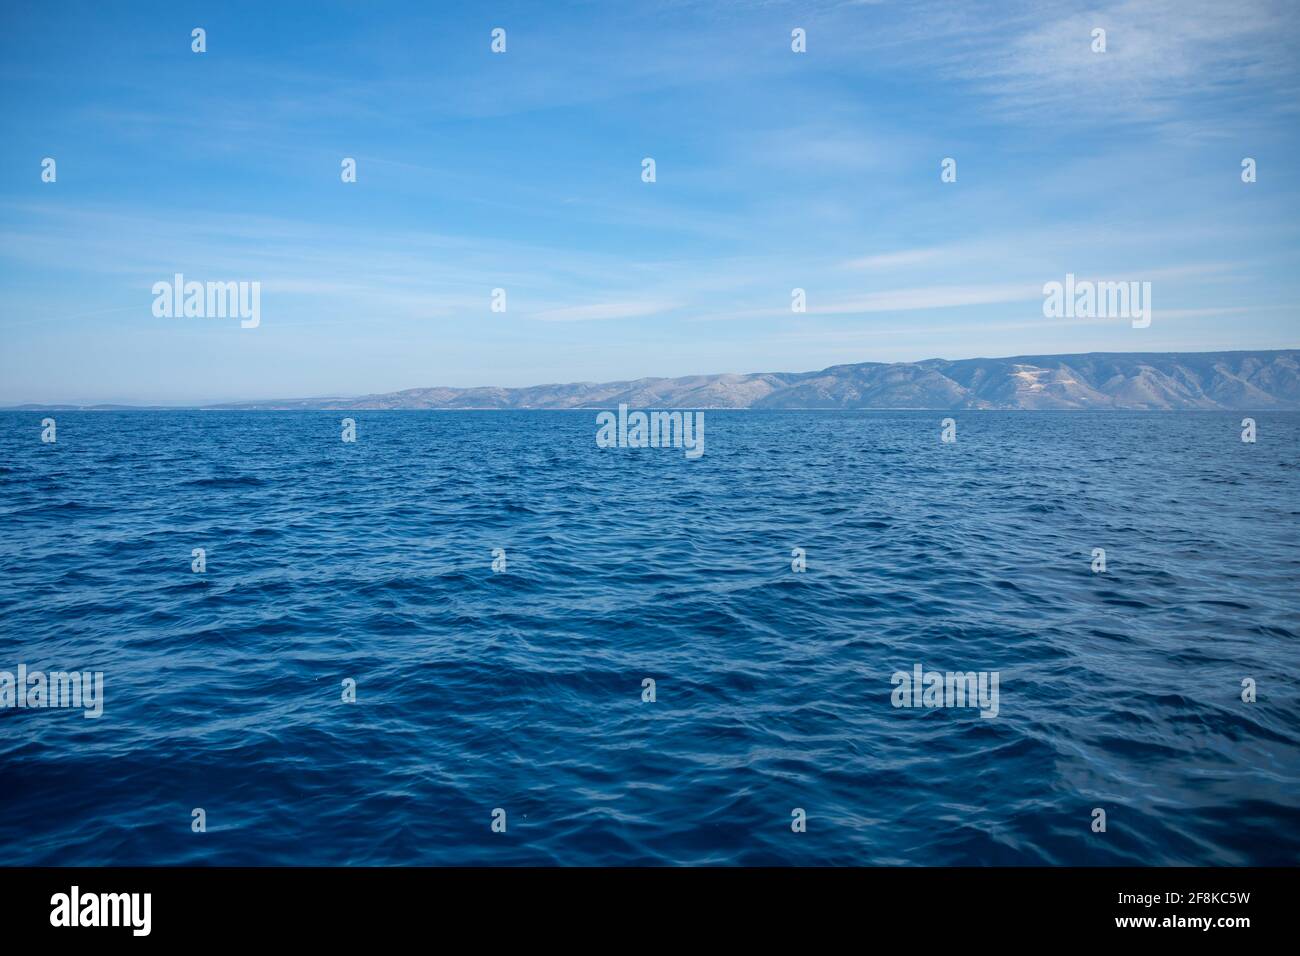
1 409 1297 865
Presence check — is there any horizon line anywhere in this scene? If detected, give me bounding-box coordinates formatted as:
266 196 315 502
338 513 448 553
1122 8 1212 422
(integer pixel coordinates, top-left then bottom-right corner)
5 347 1296 410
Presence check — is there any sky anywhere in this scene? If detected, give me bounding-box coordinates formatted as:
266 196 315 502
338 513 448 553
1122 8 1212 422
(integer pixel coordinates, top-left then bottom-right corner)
1 0 1298 405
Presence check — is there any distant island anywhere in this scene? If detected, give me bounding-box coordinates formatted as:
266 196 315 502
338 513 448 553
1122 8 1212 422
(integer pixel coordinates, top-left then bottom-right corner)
13 350 1300 411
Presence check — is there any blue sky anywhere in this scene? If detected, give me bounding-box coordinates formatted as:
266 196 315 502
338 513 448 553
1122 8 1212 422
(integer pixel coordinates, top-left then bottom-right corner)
2 0 1298 404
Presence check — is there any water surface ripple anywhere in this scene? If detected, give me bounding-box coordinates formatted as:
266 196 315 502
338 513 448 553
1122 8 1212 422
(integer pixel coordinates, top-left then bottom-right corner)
1 410 1297 865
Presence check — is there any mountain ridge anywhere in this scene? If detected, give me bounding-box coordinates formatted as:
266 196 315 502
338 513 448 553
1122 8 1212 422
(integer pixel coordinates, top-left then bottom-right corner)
208 349 1300 411
12 350 1300 411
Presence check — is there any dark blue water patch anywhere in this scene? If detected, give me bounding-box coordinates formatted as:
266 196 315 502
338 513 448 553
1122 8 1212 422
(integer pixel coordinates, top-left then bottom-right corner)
0 409 1297 865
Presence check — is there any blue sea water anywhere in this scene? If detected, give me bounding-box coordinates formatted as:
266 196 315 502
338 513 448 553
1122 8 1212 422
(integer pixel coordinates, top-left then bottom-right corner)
1 409 1297 866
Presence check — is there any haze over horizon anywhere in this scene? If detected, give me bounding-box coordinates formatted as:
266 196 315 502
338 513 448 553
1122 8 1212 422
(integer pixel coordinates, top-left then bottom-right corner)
3 0 1299 405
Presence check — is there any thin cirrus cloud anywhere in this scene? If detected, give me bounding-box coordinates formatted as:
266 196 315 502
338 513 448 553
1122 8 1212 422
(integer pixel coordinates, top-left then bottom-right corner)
888 0 1300 127
529 301 681 322
812 283 1044 315
843 248 944 270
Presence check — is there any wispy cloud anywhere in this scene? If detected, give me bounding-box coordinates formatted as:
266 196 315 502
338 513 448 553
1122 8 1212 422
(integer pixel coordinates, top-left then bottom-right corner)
844 248 943 270
530 301 680 322
813 283 1043 314
917 0 1300 128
